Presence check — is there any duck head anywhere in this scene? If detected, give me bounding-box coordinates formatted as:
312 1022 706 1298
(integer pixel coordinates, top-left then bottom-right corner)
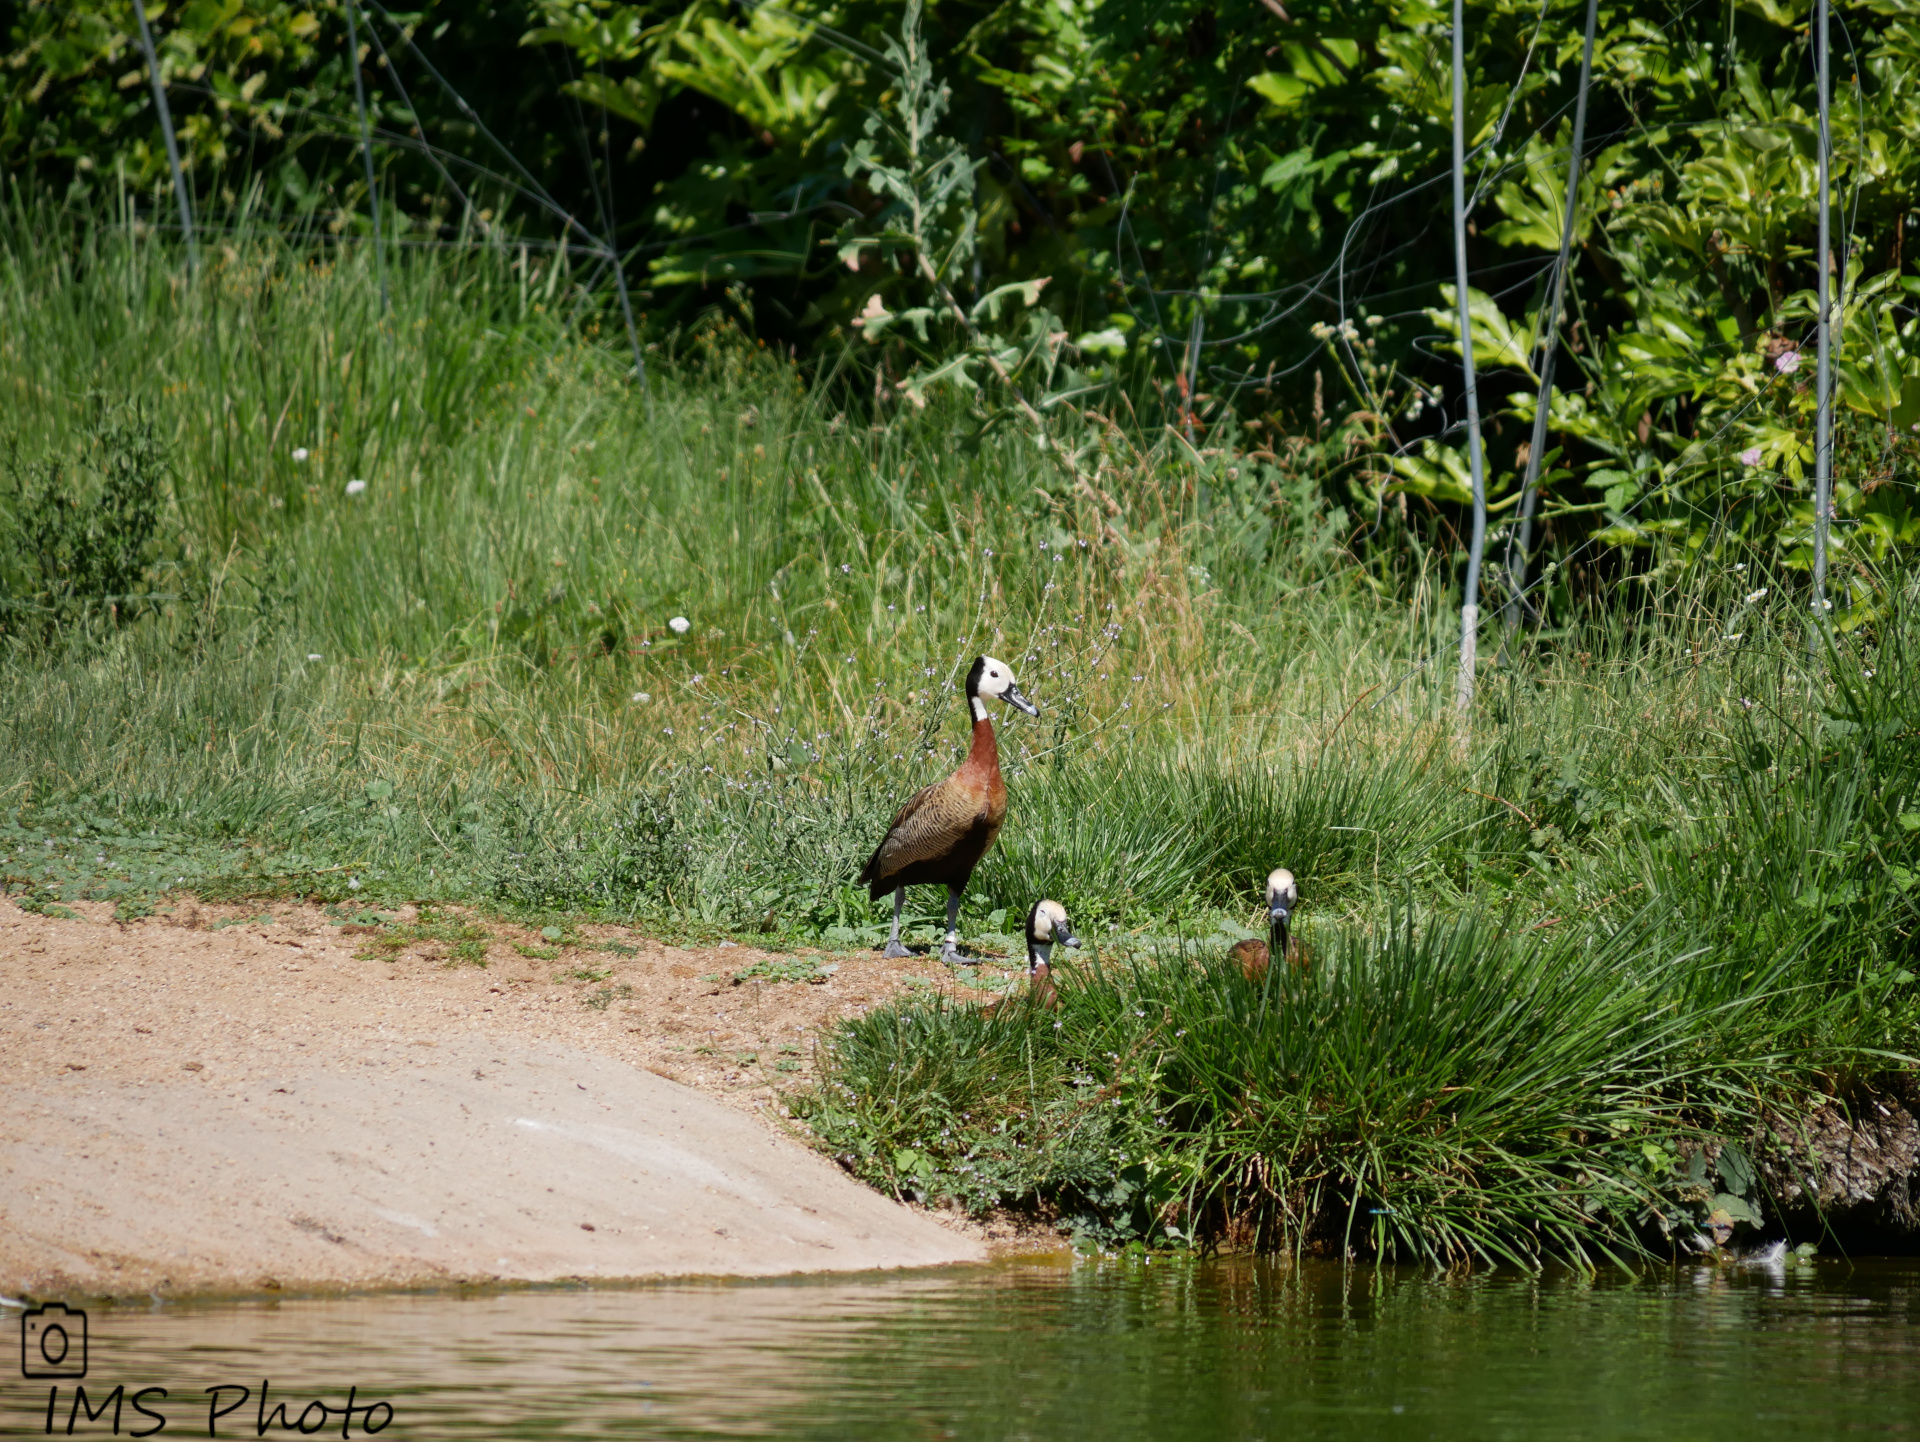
1266 867 1297 954
1026 898 1079 974
968 655 1038 719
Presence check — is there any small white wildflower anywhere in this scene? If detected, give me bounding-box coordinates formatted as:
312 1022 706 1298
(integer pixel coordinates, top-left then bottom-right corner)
292 448 310 463
668 616 691 634
307 653 323 662
663 727 674 736
1739 447 1763 467
1734 563 1747 572
1815 598 1833 612
1725 633 1743 642
840 563 851 574
1864 669 1876 679
1745 588 1768 604
348 876 361 890
345 479 368 496
631 692 650 703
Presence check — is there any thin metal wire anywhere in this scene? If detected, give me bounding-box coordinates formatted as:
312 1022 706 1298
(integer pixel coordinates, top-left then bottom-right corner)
554 43 648 395
1811 0 1834 638
1504 0 1600 632
1451 0 1489 714
356 9 477 226
343 0 389 313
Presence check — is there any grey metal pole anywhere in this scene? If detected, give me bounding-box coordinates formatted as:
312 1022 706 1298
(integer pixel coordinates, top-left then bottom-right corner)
608 246 651 401
1452 0 1489 714
1811 0 1833 631
1504 0 1598 633
130 0 196 271
344 0 390 314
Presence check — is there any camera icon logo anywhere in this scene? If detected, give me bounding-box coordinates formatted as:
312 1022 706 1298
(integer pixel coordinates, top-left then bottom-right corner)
21 1303 88 1379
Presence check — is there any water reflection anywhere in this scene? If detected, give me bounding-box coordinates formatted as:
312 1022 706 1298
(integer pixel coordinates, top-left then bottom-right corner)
16 1257 1920 1440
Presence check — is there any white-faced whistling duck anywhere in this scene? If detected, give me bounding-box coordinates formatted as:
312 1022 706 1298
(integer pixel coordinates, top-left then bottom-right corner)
1229 867 1301 983
1021 897 1079 1009
857 655 1037 965
985 898 1079 1016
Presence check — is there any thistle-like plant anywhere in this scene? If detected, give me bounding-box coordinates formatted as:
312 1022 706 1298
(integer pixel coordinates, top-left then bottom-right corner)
836 0 1064 418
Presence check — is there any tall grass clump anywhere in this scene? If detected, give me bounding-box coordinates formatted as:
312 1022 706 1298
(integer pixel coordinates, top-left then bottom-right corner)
798 620 1920 1262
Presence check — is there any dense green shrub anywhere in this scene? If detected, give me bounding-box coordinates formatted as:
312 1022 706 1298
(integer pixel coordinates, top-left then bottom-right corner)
0 404 172 644
10 2 1919 609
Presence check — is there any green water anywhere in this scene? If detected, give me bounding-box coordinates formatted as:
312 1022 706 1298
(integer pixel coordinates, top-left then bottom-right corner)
9 1256 1920 1440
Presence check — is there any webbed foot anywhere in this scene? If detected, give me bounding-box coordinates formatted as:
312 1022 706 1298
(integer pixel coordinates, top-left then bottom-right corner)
941 943 973 966
881 939 912 959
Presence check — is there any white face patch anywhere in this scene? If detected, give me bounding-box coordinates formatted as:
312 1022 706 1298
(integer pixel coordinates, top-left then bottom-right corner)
1030 899 1069 941
977 655 1015 698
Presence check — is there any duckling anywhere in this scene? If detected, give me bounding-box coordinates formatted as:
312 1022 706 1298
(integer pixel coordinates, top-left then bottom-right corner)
986 899 1079 1015
1227 936 1270 982
1230 868 1301 983
858 656 1037 965
1022 897 1079 1009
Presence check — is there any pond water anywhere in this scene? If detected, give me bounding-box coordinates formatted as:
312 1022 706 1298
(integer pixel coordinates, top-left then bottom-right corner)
10 1255 1920 1440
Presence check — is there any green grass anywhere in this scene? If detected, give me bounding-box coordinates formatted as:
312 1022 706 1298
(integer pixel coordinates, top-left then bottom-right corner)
1 202 1917 1263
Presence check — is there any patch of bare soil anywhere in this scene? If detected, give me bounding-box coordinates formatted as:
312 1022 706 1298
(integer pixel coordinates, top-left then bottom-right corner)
0 897 1061 1298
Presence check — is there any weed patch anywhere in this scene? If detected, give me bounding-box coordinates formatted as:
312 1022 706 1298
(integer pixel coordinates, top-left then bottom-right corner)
731 957 834 986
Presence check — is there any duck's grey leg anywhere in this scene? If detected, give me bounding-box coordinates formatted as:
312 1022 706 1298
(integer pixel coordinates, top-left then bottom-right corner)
882 888 912 958
941 887 968 965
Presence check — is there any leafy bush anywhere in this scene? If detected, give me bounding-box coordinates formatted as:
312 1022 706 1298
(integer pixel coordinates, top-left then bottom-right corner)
0 404 170 644
14 1 1920 606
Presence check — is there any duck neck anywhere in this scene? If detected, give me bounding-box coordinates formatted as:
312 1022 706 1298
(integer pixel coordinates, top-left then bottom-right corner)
1028 939 1051 975
965 695 998 769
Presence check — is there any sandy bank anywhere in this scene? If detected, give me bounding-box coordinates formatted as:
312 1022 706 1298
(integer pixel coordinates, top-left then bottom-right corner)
0 899 1005 1297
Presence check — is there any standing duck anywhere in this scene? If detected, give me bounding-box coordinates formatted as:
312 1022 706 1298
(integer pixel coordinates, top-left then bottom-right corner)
985 899 1080 1015
1229 868 1301 983
859 655 1037 964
